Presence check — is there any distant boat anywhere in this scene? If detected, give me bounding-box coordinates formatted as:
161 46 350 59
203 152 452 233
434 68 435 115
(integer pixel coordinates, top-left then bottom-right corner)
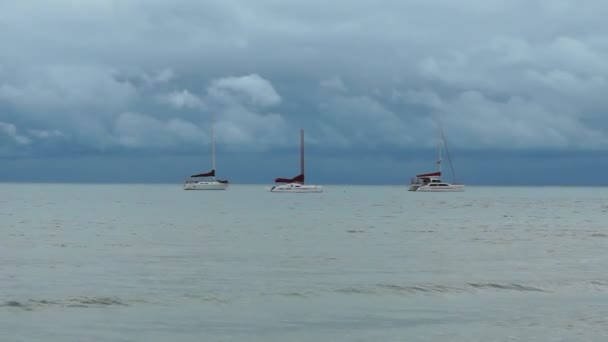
409 115 464 192
270 129 323 193
184 112 229 190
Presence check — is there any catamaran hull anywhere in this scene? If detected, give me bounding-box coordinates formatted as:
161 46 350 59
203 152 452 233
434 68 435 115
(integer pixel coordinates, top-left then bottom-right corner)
413 185 464 192
184 181 228 190
408 185 421 191
269 184 323 193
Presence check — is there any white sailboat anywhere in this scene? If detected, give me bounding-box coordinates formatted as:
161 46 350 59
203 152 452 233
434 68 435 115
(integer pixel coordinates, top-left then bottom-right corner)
409 115 464 192
184 112 229 190
270 129 323 193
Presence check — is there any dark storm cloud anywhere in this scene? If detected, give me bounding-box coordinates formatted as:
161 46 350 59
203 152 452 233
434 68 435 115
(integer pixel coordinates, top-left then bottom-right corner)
1 0 607 172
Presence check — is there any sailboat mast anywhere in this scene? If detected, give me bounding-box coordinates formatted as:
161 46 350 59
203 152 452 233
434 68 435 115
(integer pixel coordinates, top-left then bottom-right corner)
300 128 305 180
437 114 442 174
211 111 216 173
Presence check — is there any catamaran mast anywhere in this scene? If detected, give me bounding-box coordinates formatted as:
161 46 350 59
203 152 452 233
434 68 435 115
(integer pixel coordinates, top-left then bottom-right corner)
300 128 305 183
437 114 442 174
211 111 216 177
438 113 457 183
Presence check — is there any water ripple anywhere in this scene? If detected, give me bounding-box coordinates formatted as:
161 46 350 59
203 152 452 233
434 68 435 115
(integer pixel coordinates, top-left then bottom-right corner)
1 297 128 311
332 282 551 296
466 283 547 292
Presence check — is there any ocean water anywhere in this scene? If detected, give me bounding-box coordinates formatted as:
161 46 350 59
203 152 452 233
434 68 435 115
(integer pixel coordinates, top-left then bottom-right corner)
1 183 608 341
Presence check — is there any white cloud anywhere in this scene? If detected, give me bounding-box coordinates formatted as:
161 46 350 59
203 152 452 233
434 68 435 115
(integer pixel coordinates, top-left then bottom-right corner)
27 129 64 140
113 112 206 149
0 122 30 145
525 69 607 96
214 105 288 149
0 65 136 112
207 74 281 107
203 75 289 149
154 68 175 83
141 68 175 86
108 73 289 151
161 90 205 109
439 91 607 150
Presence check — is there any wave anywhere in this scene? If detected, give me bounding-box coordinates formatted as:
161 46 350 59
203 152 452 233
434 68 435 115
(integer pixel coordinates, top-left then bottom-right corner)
466 283 546 292
0 297 128 311
335 287 376 295
332 282 550 296
0 300 32 310
276 280 608 299
71 297 127 306
377 284 462 294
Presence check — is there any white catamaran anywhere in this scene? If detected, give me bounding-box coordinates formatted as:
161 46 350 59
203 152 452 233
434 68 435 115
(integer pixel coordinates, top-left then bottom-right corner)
184 112 229 190
270 129 323 193
409 116 464 192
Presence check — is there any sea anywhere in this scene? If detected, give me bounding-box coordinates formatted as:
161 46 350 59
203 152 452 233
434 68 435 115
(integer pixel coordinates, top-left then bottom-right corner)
1 183 607 341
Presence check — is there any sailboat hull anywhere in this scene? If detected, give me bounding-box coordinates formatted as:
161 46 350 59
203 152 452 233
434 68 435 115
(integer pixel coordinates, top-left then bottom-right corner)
184 181 229 190
269 129 323 193
412 184 464 192
269 183 323 193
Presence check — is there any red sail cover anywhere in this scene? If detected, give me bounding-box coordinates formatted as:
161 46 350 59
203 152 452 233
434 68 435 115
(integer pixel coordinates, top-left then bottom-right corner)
191 169 215 178
416 171 441 178
274 173 304 184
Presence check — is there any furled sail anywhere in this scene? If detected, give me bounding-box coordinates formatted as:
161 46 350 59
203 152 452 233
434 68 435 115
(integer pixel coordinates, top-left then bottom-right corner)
415 171 441 178
191 169 215 178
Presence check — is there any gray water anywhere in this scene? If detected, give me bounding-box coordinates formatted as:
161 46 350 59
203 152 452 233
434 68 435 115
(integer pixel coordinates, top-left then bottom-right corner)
1 184 608 341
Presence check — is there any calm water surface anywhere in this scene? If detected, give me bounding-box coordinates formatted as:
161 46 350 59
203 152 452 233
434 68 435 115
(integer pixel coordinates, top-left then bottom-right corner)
1 184 608 341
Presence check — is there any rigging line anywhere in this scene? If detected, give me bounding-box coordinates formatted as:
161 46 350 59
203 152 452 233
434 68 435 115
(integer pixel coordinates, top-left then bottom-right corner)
439 118 457 183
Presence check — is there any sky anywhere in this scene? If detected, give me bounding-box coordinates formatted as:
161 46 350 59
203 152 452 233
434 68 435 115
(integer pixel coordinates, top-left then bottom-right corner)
1 0 608 185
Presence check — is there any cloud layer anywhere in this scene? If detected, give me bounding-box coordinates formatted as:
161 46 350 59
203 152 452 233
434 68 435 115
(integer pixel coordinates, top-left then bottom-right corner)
1 0 608 162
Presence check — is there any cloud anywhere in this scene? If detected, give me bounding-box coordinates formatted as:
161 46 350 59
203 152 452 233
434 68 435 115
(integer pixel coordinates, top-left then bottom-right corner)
161 90 205 110
0 121 30 145
400 90 443 109
213 106 288 149
0 66 136 112
114 112 206 149
439 91 606 150
204 74 288 149
319 94 416 148
207 74 281 107
27 128 64 140
319 77 347 92
109 74 289 151
151 68 175 84
1 0 608 161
